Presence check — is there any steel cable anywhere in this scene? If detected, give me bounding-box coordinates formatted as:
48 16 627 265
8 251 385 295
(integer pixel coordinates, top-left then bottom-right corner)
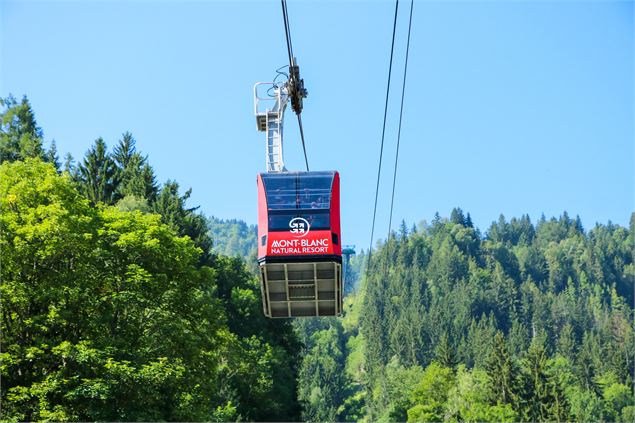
367 0 400 274
387 0 414 241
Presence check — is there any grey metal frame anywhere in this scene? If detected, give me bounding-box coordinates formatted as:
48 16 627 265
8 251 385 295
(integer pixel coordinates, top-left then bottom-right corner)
259 261 342 318
254 82 289 173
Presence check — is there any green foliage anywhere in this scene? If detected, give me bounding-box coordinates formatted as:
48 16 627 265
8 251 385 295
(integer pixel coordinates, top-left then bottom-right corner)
152 180 212 258
116 194 150 213
207 216 257 259
518 337 553 421
77 138 118 204
370 357 424 422
1 95 45 163
3 95 634 423
445 366 518 422
0 159 300 421
297 325 348 422
350 210 634 422
112 132 158 202
601 379 634 422
407 362 454 422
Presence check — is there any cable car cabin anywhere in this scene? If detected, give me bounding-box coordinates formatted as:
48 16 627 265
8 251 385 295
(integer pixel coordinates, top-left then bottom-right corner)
257 171 342 318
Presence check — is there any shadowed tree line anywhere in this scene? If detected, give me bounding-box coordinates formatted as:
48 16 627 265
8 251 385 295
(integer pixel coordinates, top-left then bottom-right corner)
1 95 302 421
295 209 634 422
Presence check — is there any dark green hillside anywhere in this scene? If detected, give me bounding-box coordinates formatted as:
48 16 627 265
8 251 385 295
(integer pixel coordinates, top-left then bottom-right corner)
207 216 257 259
297 209 634 422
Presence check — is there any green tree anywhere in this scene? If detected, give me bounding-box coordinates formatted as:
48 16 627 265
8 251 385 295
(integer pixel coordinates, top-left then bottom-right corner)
446 366 518 422
152 180 212 256
0 158 300 421
518 338 552 421
0 95 45 163
407 362 454 422
112 132 158 201
77 138 119 204
602 382 633 421
567 387 603 423
297 326 348 422
367 356 424 422
207 216 258 259
435 333 456 369
485 331 518 406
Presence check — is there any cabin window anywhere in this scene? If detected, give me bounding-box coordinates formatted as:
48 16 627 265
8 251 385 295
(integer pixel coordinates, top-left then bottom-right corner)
268 210 330 231
262 172 334 211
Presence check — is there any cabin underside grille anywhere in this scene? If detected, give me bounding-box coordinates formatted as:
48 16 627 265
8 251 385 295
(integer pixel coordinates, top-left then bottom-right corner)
259 262 342 318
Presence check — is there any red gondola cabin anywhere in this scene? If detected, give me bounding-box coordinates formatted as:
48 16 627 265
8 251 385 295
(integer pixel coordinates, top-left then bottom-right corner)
257 171 342 317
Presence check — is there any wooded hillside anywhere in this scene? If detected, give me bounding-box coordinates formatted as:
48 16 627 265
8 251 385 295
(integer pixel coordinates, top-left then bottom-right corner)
2 95 633 422
295 210 635 422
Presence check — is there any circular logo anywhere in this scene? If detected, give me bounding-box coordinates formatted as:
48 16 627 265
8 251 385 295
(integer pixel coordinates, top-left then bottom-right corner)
289 217 310 237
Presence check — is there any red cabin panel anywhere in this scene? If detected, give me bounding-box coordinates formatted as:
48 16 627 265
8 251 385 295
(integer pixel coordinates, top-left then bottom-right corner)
257 171 342 263
256 171 342 317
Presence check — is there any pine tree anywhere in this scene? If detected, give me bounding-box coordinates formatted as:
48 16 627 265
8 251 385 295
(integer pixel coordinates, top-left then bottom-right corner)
556 323 576 360
435 333 456 369
486 331 518 405
45 140 60 170
152 181 212 256
77 138 118 204
111 132 158 202
465 212 474 228
63 152 75 175
450 207 466 226
399 220 409 241
141 163 158 202
112 131 136 170
519 338 552 421
0 95 45 163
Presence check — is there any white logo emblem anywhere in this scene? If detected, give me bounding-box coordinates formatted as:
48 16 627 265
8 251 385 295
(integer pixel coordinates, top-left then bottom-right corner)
289 217 310 237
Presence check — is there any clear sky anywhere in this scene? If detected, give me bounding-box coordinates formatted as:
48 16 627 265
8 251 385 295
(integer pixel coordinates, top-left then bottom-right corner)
1 0 633 250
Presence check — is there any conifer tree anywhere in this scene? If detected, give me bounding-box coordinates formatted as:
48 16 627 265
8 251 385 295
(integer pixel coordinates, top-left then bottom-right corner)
77 138 118 204
435 333 456 369
519 338 552 421
450 207 466 226
111 132 158 202
45 140 60 170
465 212 474 228
152 181 212 256
0 95 45 163
63 152 75 175
486 331 518 405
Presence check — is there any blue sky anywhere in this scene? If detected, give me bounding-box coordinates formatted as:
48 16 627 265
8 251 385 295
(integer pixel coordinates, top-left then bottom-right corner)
1 0 633 250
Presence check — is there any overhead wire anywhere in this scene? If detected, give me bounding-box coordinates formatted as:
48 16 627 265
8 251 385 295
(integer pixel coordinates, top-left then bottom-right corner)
281 0 295 66
297 115 310 171
281 0 310 171
386 0 414 241
367 0 400 272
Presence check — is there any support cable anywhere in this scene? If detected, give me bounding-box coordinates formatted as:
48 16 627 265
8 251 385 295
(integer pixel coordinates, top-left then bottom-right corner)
281 0 310 171
367 0 400 273
297 114 310 171
386 0 414 241
281 0 295 66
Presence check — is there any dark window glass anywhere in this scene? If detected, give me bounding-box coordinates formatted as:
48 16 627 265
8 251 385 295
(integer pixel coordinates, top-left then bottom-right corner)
297 174 332 210
268 210 330 231
264 175 297 210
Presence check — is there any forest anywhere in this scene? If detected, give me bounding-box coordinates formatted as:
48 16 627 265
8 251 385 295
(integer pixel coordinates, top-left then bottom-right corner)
1 95 634 422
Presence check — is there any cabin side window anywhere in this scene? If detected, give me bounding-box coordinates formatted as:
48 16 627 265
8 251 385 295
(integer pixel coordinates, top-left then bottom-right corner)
268 210 330 231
